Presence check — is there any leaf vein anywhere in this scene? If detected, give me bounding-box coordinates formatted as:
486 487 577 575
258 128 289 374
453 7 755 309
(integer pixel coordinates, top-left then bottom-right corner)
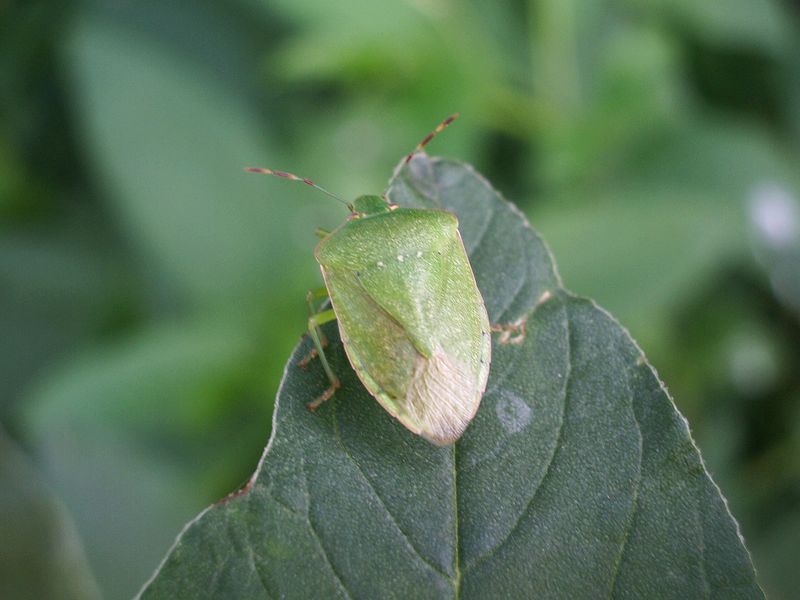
494 235 530 323
607 364 644 598
463 202 497 258
697 488 711 598
401 156 442 207
301 456 354 600
463 300 572 573
461 292 558 472
331 400 451 583
246 539 275 600
452 443 461 599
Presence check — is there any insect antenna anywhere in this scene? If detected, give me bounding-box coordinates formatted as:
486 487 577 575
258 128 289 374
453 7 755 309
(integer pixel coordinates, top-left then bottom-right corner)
404 113 459 163
245 167 353 211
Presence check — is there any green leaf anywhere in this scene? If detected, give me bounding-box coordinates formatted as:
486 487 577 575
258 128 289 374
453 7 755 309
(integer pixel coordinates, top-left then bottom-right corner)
0 221 127 416
24 317 273 600
533 121 800 354
631 0 791 53
139 156 761 598
747 182 800 316
0 428 99 600
65 14 325 307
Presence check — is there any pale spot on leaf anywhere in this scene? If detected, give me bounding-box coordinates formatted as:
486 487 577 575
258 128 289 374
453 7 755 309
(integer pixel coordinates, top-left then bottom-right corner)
495 391 531 434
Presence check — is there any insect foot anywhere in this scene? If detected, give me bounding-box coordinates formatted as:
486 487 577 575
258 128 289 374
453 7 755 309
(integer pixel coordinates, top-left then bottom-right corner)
298 348 317 369
491 316 528 345
306 378 341 412
298 336 329 369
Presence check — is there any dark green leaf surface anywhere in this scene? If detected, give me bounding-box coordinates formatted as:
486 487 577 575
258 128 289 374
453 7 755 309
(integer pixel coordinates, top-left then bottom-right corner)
140 156 762 598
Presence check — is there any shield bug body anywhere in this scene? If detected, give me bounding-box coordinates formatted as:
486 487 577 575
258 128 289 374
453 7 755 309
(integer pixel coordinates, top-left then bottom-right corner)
248 116 490 445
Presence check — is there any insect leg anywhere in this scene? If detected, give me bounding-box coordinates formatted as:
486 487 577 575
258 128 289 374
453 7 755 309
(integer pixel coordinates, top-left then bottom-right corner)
305 308 340 411
306 286 329 315
490 316 528 345
299 287 331 368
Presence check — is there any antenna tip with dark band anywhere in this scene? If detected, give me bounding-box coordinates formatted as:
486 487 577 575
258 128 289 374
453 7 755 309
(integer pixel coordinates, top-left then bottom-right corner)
405 113 460 163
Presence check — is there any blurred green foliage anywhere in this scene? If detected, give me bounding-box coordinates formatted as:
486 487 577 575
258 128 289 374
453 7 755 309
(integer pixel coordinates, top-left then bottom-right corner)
1 0 799 598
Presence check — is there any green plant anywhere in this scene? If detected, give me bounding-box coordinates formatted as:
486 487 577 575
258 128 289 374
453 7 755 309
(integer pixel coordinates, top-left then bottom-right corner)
139 155 762 598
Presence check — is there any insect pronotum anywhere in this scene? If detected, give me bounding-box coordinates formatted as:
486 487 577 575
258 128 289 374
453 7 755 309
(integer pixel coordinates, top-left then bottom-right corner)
247 115 491 445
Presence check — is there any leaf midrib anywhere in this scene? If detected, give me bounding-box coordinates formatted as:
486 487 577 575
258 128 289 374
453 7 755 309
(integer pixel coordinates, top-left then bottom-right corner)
459 298 571 577
452 443 461 599
330 400 450 584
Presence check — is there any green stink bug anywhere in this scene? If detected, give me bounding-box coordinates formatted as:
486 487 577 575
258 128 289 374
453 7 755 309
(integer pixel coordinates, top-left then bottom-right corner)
247 115 490 445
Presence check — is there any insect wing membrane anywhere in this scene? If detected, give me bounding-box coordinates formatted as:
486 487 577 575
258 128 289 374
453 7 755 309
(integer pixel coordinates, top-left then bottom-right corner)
317 209 490 445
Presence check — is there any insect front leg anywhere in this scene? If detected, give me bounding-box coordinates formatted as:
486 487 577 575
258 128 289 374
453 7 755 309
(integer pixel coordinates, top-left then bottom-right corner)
305 308 341 412
305 286 330 314
298 287 331 368
490 316 528 345
490 291 551 345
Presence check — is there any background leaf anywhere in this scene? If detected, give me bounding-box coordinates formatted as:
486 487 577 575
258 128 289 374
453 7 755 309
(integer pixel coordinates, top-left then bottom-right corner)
65 12 327 309
0 427 99 600
23 316 274 599
4 1 798 596
139 156 761 598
